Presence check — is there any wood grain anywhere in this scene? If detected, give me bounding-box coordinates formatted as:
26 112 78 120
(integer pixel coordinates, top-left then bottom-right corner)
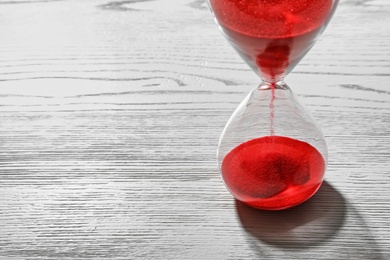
0 0 389 259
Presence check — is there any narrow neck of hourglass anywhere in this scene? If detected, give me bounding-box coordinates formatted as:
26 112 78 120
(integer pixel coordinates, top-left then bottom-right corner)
258 80 288 91
261 75 285 85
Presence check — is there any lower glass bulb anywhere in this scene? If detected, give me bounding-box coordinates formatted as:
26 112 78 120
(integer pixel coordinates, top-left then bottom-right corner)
218 82 328 210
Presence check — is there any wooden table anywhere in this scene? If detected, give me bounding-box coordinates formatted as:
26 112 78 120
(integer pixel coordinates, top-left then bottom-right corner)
1 0 389 259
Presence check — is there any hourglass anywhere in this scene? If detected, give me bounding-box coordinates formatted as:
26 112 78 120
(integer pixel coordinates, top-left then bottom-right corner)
208 0 339 210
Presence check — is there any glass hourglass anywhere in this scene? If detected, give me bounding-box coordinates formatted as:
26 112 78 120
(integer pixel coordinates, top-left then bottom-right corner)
208 0 339 210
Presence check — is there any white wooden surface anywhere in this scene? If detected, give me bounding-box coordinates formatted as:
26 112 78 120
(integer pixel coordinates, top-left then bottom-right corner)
0 0 389 259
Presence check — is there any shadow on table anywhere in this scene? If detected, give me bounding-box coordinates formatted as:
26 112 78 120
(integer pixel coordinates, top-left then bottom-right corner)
235 181 386 259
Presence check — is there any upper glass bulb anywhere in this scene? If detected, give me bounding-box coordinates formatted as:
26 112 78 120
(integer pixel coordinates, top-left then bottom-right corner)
208 0 338 82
